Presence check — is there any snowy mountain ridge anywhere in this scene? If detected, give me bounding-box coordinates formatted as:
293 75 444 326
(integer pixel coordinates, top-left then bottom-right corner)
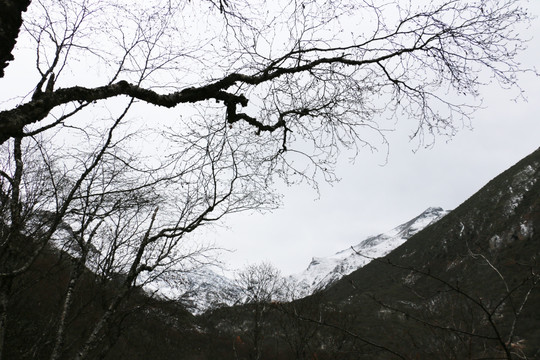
287 207 449 296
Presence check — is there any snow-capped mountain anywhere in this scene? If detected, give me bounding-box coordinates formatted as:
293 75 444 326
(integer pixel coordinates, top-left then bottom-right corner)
288 207 449 296
174 207 449 312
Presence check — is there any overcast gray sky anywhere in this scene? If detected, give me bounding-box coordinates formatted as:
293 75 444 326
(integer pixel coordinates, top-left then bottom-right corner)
213 1 540 275
3 0 539 278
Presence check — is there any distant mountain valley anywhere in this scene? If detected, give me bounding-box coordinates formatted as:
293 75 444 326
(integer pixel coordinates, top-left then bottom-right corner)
4 147 540 359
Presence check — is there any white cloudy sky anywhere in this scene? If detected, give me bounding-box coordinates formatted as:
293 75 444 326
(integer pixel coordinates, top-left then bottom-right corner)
213 1 540 275
2 0 539 277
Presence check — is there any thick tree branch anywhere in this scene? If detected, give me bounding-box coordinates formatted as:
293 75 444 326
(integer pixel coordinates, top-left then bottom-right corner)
0 81 248 144
0 47 410 144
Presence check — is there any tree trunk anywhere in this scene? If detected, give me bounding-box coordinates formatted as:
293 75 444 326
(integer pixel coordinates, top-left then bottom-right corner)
0 0 32 77
74 287 129 360
0 277 13 360
50 257 86 360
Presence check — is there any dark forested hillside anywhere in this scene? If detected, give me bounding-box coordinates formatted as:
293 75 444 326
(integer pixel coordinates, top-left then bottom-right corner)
317 146 540 359
2 246 205 359
5 146 540 359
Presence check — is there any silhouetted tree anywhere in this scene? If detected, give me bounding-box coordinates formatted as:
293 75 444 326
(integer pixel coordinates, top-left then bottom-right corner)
234 262 284 360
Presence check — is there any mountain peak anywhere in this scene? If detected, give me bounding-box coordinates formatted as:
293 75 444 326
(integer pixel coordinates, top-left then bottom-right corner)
423 206 445 214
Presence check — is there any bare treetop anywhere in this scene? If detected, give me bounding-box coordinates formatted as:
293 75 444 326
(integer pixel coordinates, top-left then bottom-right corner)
1 1 532 164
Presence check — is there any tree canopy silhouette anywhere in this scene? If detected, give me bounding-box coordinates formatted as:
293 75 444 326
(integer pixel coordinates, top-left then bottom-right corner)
0 0 535 358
